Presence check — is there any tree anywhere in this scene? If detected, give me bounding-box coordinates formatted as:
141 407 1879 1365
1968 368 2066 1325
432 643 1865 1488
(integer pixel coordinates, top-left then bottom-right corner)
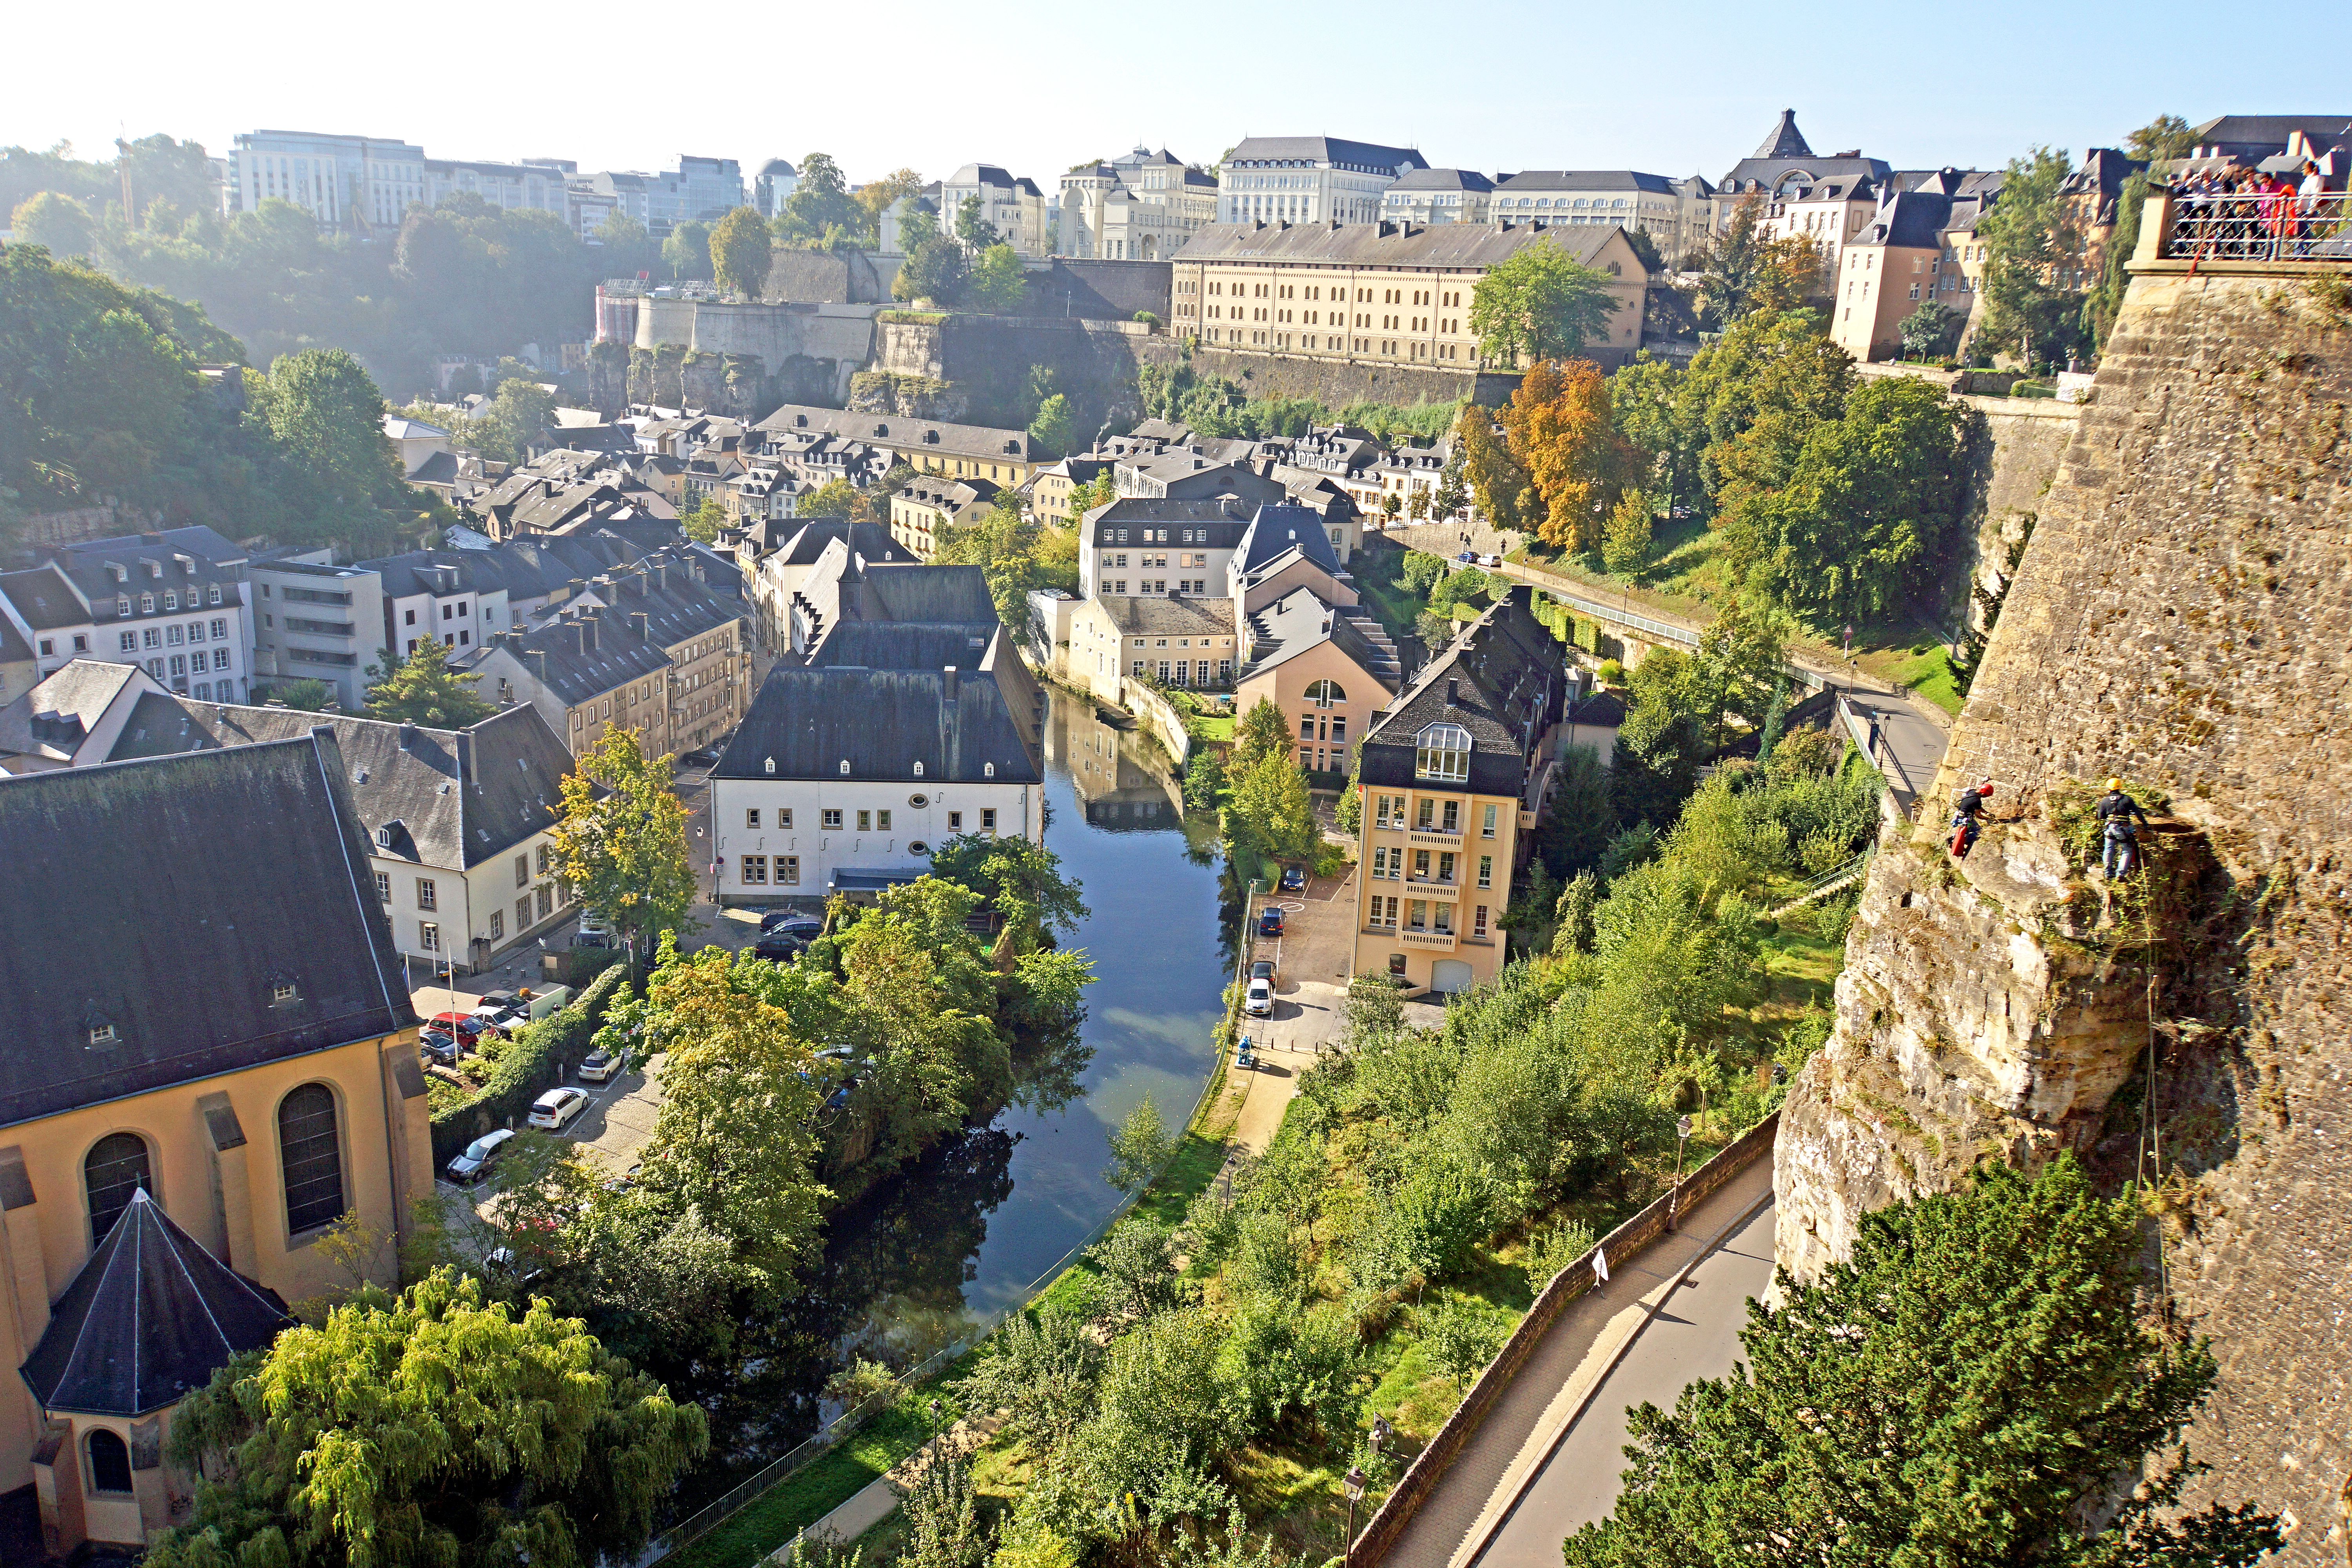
1563 1158 2284 1568
662 220 713 280
11 191 93 256
897 197 942 252
964 243 1029 313
1227 749 1318 862
797 476 858 517
259 677 335 711
2125 114 2195 165
1897 299 1963 361
1182 744 1225 809
928 830 1089 951
1231 696 1294 775
1105 1095 1176 1192
364 637 495 726
1454 405 1532 532
955 194 1002 252
1601 489 1653 576
594 210 657 277
553 726 697 956
1686 194 1829 328
709 206 773 299
681 496 729 543
1420 1295 1503 1391
1976 146 2088 370
903 1450 993 1568
894 235 967 304
1432 440 1469 519
1499 358 1632 554
854 167 926 240
1028 392 1075 457
1468 241 1617 366
782 153 857 241
148 1269 706 1568
468 374 555 465
254 347 402 507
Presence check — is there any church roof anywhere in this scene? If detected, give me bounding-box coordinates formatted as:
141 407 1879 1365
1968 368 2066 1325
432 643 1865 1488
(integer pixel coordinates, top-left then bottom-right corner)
19 1190 290 1417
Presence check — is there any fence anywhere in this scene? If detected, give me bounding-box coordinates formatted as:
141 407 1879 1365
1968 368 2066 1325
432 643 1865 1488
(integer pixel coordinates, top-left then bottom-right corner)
1347 1111 1781 1568
1835 692 1917 822
645 1015 1236 1566
2164 187 2352 265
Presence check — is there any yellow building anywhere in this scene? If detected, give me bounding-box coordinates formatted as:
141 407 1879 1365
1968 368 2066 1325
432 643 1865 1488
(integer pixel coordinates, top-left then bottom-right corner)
0 734 428 1553
1351 592 1570 994
1169 220 1650 369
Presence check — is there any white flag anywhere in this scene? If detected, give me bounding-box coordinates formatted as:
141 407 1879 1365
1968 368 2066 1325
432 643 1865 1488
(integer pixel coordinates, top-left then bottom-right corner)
1594 1247 1610 1284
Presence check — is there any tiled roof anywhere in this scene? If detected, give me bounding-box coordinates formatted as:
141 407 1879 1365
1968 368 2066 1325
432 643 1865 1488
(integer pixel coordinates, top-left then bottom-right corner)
715 658 1038 786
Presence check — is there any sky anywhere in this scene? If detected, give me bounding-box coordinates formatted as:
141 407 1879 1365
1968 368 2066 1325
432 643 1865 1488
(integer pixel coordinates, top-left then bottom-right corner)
10 0 2345 190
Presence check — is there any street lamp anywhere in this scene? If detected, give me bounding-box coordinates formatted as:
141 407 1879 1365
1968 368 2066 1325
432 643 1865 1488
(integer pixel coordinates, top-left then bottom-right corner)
1342 1464 1368 1550
1667 1113 1693 1232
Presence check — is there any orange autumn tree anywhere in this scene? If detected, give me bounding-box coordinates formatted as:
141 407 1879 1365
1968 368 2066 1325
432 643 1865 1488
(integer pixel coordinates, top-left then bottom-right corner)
1499 358 1637 554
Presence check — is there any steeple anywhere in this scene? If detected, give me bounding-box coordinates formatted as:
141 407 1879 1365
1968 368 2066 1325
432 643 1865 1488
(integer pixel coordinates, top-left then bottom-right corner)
1754 109 1814 160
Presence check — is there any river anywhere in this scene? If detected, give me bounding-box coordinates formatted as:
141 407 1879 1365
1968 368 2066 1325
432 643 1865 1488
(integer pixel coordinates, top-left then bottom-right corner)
813 691 1235 1365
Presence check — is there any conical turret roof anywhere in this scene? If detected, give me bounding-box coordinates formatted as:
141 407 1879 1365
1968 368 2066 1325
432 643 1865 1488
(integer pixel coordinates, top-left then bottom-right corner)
18 1189 291 1416
1754 110 1813 160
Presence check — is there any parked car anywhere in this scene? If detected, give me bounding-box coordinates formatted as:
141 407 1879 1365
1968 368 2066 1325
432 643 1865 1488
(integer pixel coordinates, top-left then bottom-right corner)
446 1128 515 1183
419 1029 461 1068
472 989 531 1029
682 746 723 767
1258 906 1284 938
1278 864 1307 893
760 909 823 937
527 1087 590 1131
1477 552 1503 569
1455 549 1478 565
1246 977 1274 1016
426 1011 499 1047
1250 959 1274 982
753 933 805 963
577 1047 621 1083
482 1245 546 1285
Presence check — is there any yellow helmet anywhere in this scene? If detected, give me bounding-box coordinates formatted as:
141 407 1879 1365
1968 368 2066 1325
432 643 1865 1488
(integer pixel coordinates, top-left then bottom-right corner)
2106 777 2121 790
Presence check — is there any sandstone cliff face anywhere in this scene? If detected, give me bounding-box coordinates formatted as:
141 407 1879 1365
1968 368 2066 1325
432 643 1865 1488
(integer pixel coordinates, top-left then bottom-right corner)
1775 263 2352 1556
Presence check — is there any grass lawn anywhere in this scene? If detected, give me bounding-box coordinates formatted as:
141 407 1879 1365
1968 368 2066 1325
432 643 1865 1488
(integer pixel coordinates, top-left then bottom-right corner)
1855 639 1963 716
1188 713 1234 743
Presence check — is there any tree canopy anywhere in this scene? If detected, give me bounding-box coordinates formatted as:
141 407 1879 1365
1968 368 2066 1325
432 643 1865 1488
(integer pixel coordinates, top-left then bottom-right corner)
149 1269 706 1568
1564 1158 2283 1568
710 205 773 299
1975 147 2090 369
363 635 496 727
1469 242 1618 366
1498 358 1633 554
553 725 697 955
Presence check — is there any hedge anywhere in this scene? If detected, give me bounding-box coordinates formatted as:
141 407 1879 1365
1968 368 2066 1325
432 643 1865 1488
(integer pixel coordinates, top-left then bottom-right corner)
428 960 631 1165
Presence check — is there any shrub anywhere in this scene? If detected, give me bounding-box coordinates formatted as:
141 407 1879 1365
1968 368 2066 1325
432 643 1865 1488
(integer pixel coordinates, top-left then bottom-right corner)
1595 658 1624 683
429 963 631 1164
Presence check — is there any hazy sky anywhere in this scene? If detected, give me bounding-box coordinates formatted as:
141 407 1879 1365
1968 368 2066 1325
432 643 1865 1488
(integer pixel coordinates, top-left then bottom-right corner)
11 0 2341 189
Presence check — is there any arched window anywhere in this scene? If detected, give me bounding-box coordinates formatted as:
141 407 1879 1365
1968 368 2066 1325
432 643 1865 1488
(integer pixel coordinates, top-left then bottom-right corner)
86 1429 132 1494
84 1134 151 1247
1305 679 1347 709
1415 724 1472 783
278 1085 345 1236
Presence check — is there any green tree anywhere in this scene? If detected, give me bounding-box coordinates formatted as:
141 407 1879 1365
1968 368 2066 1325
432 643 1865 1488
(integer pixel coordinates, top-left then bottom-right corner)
1105 1094 1176 1192
148 1269 706 1568
681 495 729 543
254 347 403 506
11 191 94 256
903 1450 993 1568
964 242 1029 312
854 168 926 241
259 677 335 711
1897 299 1963 360
1601 489 1653 576
467 374 555 465
1420 1294 1503 1390
1182 744 1225 810
594 210 657 277
897 196 942 252
797 476 858 517
955 194 1002 252
894 235 967 304
1028 392 1075 456
553 725 697 956
1227 749 1318 864
709 205 773 299
1230 696 1294 774
1563 1158 2283 1568
782 153 857 241
662 220 713 280
928 830 1089 951
1431 439 1468 519
363 637 495 726
954 1310 1102 1450
1454 404 1531 533
1470 241 1618 366
1975 147 2087 370
2124 114 2195 164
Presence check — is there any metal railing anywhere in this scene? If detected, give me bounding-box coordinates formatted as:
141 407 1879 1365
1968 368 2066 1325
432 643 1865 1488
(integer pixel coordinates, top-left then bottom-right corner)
1769 849 1874 916
644 1026 1234 1566
2166 187 2352 263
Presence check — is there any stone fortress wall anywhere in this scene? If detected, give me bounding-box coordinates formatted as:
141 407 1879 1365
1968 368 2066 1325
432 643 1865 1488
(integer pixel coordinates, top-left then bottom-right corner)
1775 240 2352 1557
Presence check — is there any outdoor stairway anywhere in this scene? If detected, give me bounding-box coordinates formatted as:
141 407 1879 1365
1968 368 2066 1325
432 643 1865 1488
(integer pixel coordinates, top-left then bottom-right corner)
1766 851 1873 918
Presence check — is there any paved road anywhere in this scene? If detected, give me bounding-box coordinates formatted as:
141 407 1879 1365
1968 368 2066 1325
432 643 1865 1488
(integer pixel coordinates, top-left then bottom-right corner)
1377 1163 1775 1568
1836 689 1949 810
1468 1196 1778 1568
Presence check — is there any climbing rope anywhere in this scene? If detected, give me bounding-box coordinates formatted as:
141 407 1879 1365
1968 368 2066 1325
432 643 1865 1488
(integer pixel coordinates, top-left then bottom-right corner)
2134 878 2172 1305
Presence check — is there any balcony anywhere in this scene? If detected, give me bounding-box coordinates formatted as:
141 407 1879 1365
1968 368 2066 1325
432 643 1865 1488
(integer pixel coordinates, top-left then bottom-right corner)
1406 828 1462 847
1403 876 1461 901
1399 927 1458 948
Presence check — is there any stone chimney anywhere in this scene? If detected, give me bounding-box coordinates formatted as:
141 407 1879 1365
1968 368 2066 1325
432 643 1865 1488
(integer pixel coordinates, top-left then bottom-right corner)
578 616 597 655
1445 677 1459 706
943 665 958 702
528 648 548 686
398 721 419 751
630 610 650 641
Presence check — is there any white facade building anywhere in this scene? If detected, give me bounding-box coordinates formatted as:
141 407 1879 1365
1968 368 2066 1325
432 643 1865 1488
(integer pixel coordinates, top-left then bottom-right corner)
225 130 428 227
1217 136 1428 225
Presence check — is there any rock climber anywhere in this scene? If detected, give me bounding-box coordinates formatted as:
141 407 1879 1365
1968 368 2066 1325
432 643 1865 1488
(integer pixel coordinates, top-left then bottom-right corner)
2094 777 2150 878
1950 777 1994 859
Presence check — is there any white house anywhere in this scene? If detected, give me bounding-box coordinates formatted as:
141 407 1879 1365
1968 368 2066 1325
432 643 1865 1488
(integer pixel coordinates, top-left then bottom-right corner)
708 625 1043 902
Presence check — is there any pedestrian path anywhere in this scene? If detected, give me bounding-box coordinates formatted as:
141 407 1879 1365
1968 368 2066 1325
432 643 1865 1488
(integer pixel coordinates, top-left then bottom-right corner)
781 1412 1005 1558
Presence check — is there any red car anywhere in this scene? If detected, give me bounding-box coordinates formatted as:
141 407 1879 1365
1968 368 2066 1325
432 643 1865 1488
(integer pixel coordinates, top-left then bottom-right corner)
426 1011 500 1047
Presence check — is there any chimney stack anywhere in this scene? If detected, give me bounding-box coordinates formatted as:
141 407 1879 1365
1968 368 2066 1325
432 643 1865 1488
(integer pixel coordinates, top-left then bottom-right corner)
398 721 419 751
579 616 598 655
457 732 475 786
630 610 650 641
943 665 959 701
528 649 548 686
1445 677 1459 706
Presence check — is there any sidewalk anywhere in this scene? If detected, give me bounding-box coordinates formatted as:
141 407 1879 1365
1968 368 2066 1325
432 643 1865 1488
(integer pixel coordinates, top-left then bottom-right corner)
786 1412 1006 1555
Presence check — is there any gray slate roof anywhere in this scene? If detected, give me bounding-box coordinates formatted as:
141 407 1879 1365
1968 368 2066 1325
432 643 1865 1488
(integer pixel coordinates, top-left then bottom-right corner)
1081 499 1255 549
104 698 573 869
19 1189 291 1417
1754 109 1814 160
1390 168 1495 192
0 659 145 764
0 734 415 1129
1232 505 1343 580
1100 596 1237 637
807 621 1001 670
1495 170 1677 195
1357 590 1564 797
0 565 87 631
1240 588 1400 690
1225 137 1427 174
1172 220 1629 272
715 662 1039 786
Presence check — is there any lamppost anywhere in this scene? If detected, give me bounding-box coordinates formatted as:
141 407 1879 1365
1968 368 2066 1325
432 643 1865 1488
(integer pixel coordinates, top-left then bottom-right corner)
1342 1463 1368 1552
1666 1112 1693 1233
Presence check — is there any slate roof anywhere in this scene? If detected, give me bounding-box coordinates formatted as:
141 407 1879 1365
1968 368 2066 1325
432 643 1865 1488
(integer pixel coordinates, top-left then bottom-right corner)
0 565 88 631
471 612 673 707
0 615 31 669
1100 596 1237 637
44 529 245 628
762 519 908 568
897 475 998 519
715 661 1040 786
536 554 747 650
754 405 1037 465
1390 168 1495 192
1240 588 1400 689
858 564 996 624
807 621 1001 670
19 1190 292 1417
1172 220 1630 273
1357 590 1564 797
0 734 414 1129
2189 115 2352 156
104 697 573 869
0 659 149 764
1081 499 1254 549
1753 109 1814 160
1232 505 1343 580
1495 170 1678 195
1224 137 1427 174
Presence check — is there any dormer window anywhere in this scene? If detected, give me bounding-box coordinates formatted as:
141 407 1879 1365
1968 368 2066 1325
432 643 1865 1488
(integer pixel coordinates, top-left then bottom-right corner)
839 760 850 775
376 822 397 848
271 979 298 1004
140 593 155 614
765 757 776 775
984 762 995 778
1415 723 1471 782
87 1021 118 1047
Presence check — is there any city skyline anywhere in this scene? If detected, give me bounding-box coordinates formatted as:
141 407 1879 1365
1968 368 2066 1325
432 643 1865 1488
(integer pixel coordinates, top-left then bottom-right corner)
10 0 2338 203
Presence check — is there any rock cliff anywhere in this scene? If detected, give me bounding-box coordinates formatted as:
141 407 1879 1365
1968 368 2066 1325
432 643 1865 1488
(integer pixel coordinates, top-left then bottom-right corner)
1775 256 2352 1557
